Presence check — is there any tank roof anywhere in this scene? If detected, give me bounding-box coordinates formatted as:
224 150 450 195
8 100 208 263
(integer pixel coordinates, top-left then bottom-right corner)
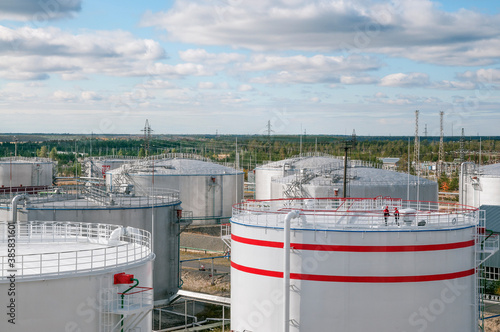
0 185 180 209
111 158 243 176
0 157 53 164
232 197 477 231
257 155 343 170
0 221 152 281
276 166 436 186
480 163 500 176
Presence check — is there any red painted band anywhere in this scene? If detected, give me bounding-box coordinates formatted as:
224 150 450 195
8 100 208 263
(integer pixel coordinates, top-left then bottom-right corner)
231 234 283 248
231 234 474 252
231 261 475 283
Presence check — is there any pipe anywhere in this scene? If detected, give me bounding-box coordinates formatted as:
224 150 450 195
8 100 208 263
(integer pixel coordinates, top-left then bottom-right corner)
283 210 300 332
11 194 28 224
460 162 475 206
121 278 140 332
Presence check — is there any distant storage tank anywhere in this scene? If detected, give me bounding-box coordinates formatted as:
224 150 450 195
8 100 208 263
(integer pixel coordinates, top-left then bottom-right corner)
1 186 182 300
271 166 438 201
460 162 500 208
0 157 54 190
106 156 244 225
255 155 344 200
229 197 497 332
0 221 153 332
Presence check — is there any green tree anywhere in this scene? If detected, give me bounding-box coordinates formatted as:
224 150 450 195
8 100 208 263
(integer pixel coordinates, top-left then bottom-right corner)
138 147 146 158
49 147 58 160
37 145 48 158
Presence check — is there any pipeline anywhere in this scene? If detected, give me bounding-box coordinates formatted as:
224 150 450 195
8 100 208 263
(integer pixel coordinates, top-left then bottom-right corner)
283 210 301 332
11 194 29 224
121 278 139 332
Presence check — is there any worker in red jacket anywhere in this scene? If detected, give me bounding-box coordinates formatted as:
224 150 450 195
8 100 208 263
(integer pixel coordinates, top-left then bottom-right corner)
383 206 390 226
394 207 400 226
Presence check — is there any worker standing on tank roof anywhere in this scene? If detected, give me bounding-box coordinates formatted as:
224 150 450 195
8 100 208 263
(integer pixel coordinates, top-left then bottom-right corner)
394 207 400 226
383 206 390 226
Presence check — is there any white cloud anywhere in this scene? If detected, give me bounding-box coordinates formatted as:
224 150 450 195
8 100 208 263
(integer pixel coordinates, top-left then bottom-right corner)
198 81 215 89
141 80 176 89
380 73 430 87
340 75 378 85
457 69 500 84
179 49 245 65
246 54 380 84
238 84 253 91
0 0 81 21
432 80 477 90
81 91 102 101
52 90 77 102
142 0 500 66
0 26 166 80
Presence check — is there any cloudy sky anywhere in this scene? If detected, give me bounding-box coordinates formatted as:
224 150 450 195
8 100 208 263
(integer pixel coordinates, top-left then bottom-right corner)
0 0 499 136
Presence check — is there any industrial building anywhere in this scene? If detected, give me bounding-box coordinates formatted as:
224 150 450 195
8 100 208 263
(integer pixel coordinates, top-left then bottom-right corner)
0 157 55 192
106 154 244 225
228 197 498 332
0 184 183 301
0 220 153 332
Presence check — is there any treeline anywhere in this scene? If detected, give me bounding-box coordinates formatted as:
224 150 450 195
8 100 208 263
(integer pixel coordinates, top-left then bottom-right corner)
1 135 498 179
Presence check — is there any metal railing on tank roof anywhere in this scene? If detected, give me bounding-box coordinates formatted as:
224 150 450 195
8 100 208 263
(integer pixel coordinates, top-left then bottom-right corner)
0 221 152 280
231 197 479 230
0 185 180 208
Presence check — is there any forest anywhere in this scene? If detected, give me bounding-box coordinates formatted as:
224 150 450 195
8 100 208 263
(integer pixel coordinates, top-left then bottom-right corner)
1 134 498 192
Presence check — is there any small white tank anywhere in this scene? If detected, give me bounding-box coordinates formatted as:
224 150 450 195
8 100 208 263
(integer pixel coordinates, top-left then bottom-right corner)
460 162 500 208
0 157 54 188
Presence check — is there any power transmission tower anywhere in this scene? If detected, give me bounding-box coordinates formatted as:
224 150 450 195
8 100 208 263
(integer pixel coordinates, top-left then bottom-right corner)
439 111 444 175
414 110 420 174
141 119 153 157
266 120 274 138
424 124 428 138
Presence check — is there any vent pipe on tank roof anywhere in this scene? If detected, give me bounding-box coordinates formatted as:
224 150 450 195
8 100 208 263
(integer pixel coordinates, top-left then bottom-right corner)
11 194 28 224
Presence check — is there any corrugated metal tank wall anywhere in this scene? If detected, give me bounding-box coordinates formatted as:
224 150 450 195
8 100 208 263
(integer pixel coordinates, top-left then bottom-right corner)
0 161 53 187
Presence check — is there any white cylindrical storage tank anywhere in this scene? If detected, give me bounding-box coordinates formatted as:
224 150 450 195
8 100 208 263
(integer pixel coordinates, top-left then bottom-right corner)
0 157 54 189
106 157 244 225
0 221 153 332
255 155 344 200
230 198 484 332
272 167 438 201
460 162 500 208
7 188 182 300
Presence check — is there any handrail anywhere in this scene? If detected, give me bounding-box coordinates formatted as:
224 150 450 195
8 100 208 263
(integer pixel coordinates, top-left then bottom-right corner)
231 198 479 230
0 221 152 280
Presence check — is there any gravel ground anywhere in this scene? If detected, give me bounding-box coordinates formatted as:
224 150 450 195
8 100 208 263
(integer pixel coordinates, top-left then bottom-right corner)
484 314 500 332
